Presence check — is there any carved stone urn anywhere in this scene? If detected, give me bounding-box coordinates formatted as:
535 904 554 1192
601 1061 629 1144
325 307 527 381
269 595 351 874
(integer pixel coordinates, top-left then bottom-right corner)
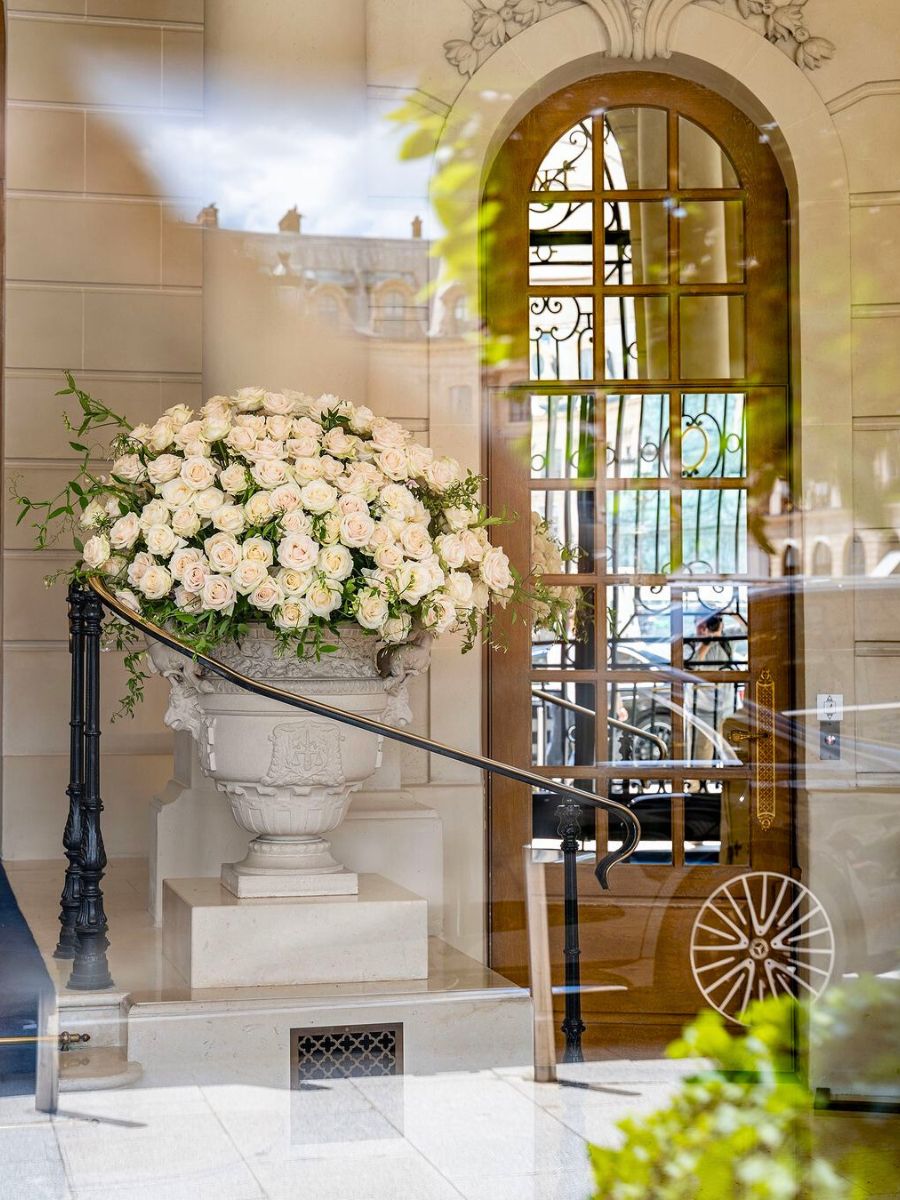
147 626 429 898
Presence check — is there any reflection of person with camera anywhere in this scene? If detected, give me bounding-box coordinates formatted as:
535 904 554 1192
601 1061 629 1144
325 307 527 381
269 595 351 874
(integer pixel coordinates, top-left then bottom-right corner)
692 613 735 762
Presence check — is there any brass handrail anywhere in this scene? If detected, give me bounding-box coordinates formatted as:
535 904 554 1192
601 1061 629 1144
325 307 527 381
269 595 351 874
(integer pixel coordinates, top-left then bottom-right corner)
531 688 669 758
87 577 641 888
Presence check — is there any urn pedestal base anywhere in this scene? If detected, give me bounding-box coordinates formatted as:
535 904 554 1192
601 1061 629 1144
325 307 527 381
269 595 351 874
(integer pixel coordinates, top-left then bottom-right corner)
221 862 358 898
162 874 428 989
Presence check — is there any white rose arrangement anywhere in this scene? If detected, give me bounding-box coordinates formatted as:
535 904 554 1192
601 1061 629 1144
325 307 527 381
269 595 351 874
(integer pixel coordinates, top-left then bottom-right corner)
16 375 573 714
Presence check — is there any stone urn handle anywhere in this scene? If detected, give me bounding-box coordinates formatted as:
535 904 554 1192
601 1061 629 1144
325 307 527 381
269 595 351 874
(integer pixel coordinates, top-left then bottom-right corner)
145 638 213 741
376 628 433 727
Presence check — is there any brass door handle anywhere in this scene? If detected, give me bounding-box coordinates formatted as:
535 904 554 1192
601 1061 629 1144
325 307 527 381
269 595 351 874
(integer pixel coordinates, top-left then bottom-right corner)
728 730 765 744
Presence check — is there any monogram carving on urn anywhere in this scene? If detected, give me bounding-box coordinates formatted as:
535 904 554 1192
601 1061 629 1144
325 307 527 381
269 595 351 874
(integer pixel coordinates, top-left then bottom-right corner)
148 626 428 898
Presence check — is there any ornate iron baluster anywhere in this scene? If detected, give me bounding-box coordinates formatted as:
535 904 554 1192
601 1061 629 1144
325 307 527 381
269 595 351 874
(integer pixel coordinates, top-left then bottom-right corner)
557 796 585 1062
54 582 86 959
68 587 113 990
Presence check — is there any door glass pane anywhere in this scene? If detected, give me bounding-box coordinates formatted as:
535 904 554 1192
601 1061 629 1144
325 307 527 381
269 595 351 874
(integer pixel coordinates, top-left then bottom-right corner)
683 583 749 670
529 200 593 285
531 489 595 573
532 120 593 191
684 681 746 765
530 296 594 381
608 778 673 865
532 682 596 766
532 585 594 669
607 584 672 668
529 393 596 480
678 200 744 283
604 296 669 379
684 778 750 865
678 116 739 188
607 489 671 574
680 296 745 379
603 201 668 284
607 681 674 763
606 393 669 478
681 488 747 574
603 108 667 189
681 393 746 478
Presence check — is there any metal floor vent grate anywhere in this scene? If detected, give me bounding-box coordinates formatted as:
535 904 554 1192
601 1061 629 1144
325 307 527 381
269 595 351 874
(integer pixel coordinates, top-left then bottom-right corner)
290 1023 403 1084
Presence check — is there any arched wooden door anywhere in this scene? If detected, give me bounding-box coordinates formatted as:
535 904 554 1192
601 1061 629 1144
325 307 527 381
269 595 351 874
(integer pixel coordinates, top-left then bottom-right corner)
484 74 795 1047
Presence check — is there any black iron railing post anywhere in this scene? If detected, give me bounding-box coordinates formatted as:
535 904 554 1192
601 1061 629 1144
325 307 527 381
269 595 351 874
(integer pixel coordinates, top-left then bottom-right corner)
557 796 586 1063
54 582 86 959
68 586 113 990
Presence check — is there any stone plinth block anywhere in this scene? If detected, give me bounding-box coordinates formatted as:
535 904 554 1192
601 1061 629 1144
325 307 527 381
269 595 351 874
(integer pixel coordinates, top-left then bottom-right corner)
162 874 428 989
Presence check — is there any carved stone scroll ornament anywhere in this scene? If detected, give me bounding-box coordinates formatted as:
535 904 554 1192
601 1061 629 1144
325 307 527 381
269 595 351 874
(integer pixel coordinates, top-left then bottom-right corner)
443 0 834 76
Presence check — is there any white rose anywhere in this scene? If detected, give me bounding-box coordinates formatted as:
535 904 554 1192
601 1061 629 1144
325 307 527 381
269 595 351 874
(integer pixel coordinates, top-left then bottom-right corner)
181 437 211 459
181 560 210 594
318 511 342 545
471 580 490 610
201 412 232 443
309 392 350 421
461 528 487 563
480 545 512 592
211 504 246 535
193 487 226 518
169 546 204 581
138 563 173 600
435 533 466 569
231 559 270 595
319 456 344 482
425 456 462 492
233 386 266 412
251 459 291 490
275 567 312 596
163 403 194 429
423 593 457 634
305 579 343 617
300 479 338 515
114 588 141 612
293 416 320 439
174 585 202 612
171 506 202 537
373 543 404 572
266 414 294 440
294 456 324 483
340 465 381 500
287 435 320 460
246 437 285 462
339 512 375 549
370 417 408 451
235 413 266 435
368 521 394 550
394 561 436 604
146 454 181 485
201 573 236 612
348 405 375 435
318 544 353 581
378 447 410 481
242 536 274 566
219 464 248 495
79 499 106 528
111 454 145 484
249 577 283 612
380 613 412 644
225 426 257 455
323 428 358 458
274 600 311 631
338 493 369 517
244 491 274 525
109 512 140 551
173 419 204 448
181 456 218 491
400 523 433 561
445 504 478 532
148 419 176 452
83 534 111 569
355 588 389 630
160 478 194 510
204 533 242 574
130 423 152 445
270 482 304 513
379 484 417 520
262 391 296 416
126 551 154 585
145 524 184 558
407 443 434 477
446 571 474 607
138 499 170 531
280 509 314 535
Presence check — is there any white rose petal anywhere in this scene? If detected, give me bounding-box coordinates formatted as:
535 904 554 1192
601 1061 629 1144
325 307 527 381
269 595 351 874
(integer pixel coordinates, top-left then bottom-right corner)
339 512 375 549
219 464 248 495
83 534 110 569
171 506 202 537
111 453 145 484
193 487 226 518
305 579 343 617
170 547 204 581
109 513 140 551
231 559 270 595
114 588 141 613
181 560 210 594
400 523 433 561
274 600 311 631
280 509 314 535
160 478 194 510
204 532 242 574
249 577 283 611
380 613 412 644
318 544 353 581
211 504 246 535
270 482 304 513
145 523 184 558
480 545 512 592
146 454 181 485
242 536 275 566
355 589 389 630
425 455 462 493
435 532 466 569
126 551 154 585
233 386 266 412
446 571 474 607
201 573 236 611
300 479 338 515
181 456 218 492
138 563 173 600
250 459 291 490
275 567 312 596
244 491 274 525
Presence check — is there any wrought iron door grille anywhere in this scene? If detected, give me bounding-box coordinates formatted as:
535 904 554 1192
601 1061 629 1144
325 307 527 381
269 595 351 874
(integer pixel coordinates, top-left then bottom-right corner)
290 1024 403 1084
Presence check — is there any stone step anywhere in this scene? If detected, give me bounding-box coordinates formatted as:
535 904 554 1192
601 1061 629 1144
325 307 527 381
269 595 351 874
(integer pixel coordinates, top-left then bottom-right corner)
60 1045 143 1092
